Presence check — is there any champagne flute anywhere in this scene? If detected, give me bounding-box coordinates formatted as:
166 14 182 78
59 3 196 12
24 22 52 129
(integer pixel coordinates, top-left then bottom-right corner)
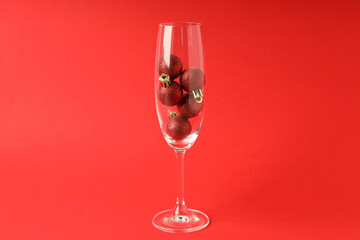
153 22 209 233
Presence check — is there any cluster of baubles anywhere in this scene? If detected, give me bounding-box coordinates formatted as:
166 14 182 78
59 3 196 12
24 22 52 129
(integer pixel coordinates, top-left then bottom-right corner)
158 54 205 140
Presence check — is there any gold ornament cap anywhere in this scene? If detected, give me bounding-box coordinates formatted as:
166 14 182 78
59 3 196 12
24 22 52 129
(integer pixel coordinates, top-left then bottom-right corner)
191 89 204 103
159 73 171 87
169 112 179 119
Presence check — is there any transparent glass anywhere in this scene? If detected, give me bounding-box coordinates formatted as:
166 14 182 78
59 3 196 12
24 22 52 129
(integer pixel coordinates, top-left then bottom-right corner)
153 22 209 233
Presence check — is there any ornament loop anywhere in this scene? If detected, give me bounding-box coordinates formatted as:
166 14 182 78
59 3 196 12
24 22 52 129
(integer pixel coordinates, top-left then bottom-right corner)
195 97 203 103
159 73 171 87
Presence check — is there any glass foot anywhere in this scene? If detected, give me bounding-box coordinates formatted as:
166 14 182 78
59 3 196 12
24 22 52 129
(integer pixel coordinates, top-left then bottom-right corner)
152 209 210 233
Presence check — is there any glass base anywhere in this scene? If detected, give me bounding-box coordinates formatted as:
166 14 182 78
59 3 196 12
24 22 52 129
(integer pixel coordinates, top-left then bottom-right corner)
152 209 210 233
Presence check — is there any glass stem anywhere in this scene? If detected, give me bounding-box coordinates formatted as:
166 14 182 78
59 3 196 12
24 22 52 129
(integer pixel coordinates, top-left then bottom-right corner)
174 150 188 216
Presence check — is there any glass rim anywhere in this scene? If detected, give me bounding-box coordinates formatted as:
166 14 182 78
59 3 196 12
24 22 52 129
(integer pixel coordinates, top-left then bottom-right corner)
159 22 201 27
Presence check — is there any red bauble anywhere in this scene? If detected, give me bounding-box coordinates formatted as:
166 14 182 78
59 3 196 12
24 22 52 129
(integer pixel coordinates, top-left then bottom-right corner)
158 54 183 79
180 67 205 92
177 93 202 118
167 115 192 140
158 81 183 106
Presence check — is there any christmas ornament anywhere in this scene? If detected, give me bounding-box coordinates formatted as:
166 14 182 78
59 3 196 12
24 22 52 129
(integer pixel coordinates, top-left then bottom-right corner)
167 112 192 140
177 89 203 118
158 74 183 106
158 54 183 79
180 67 205 92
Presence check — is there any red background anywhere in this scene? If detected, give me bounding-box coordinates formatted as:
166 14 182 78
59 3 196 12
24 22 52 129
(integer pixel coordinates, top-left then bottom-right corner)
1 0 360 239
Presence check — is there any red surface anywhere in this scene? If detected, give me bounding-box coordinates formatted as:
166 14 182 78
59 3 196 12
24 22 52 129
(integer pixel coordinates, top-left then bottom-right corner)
1 0 360 239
